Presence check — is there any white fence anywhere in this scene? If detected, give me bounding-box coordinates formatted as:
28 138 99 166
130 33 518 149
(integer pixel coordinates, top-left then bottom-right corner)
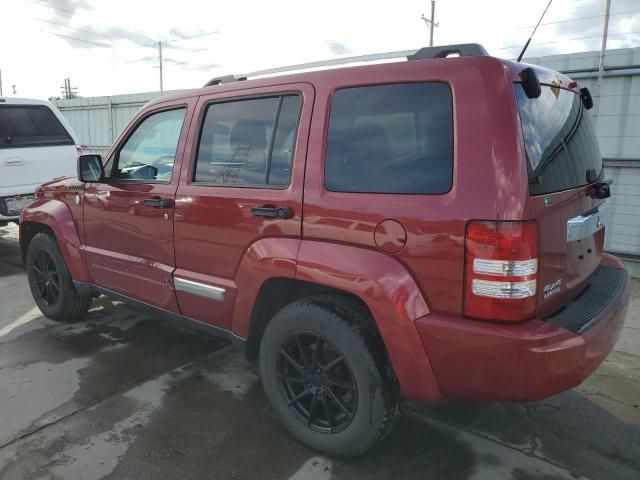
54 91 182 156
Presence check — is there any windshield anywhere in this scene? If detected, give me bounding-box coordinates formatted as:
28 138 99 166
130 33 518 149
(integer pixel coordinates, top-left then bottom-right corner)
515 83 603 195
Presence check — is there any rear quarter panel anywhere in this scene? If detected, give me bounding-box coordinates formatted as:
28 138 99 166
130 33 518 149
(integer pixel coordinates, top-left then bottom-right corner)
302 56 529 317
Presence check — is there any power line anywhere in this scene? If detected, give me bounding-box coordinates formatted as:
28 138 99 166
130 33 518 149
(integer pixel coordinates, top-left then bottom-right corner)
517 0 554 61
562 1 640 11
30 15 129 42
163 30 221 44
499 30 640 50
23 0 152 39
50 31 112 48
514 10 640 30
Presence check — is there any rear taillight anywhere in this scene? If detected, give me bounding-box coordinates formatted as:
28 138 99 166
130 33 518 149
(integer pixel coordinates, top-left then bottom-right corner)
464 221 538 322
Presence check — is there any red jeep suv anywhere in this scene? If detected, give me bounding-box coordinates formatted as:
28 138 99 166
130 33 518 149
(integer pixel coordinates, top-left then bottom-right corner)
20 44 629 456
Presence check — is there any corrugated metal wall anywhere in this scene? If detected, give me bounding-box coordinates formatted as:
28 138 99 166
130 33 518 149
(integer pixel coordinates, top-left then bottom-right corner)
54 91 182 155
55 48 640 275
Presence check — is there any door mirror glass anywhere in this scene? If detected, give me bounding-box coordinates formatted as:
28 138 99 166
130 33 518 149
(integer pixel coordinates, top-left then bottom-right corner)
78 154 104 183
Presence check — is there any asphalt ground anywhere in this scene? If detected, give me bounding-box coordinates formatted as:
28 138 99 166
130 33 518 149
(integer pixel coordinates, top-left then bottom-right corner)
1 223 639 480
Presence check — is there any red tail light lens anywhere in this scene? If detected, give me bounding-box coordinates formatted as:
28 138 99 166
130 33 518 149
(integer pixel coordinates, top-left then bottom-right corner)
464 221 538 322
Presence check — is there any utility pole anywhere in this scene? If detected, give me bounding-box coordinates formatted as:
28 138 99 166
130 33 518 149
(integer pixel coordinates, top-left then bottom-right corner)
158 41 164 94
0 69 3 97
594 0 611 119
61 78 68 98
421 1 439 47
60 78 78 99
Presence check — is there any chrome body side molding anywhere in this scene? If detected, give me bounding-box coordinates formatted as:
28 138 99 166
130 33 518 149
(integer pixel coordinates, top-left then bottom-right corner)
174 277 226 302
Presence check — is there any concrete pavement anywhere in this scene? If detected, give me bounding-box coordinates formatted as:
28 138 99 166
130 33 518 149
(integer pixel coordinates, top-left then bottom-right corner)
1 223 639 480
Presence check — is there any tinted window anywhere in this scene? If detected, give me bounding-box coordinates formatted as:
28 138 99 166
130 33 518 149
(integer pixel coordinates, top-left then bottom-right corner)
114 108 186 182
325 83 453 194
0 105 73 149
195 95 301 187
515 84 602 195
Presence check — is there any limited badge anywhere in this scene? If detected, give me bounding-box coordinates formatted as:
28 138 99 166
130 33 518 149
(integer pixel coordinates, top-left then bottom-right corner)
544 279 562 299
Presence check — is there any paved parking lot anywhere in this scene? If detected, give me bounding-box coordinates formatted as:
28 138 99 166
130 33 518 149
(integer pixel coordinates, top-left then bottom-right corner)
1 223 639 480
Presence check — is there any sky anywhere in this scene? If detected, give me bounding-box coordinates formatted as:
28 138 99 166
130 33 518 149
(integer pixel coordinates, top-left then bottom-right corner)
0 0 639 100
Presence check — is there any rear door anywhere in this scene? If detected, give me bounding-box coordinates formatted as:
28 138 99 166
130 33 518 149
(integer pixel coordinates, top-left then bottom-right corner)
516 83 607 317
0 104 77 196
83 100 194 312
173 83 312 330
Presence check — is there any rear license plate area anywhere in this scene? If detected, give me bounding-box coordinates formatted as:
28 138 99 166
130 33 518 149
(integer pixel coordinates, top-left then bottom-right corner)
2 195 35 216
566 204 607 243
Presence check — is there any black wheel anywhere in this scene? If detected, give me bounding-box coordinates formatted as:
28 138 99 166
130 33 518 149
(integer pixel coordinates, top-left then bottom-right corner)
26 233 91 321
259 295 399 457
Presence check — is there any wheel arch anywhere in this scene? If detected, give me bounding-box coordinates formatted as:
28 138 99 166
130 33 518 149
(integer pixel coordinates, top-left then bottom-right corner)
20 199 89 282
240 239 443 403
245 278 383 361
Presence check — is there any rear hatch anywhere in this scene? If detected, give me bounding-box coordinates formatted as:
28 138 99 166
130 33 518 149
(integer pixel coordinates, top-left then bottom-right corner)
515 81 608 318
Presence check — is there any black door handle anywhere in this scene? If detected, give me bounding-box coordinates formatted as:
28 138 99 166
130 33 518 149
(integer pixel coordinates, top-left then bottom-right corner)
143 197 173 208
251 206 293 219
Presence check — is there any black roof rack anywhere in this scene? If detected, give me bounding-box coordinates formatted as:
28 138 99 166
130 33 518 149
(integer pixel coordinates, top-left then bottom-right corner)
204 74 247 87
407 43 489 60
203 43 489 87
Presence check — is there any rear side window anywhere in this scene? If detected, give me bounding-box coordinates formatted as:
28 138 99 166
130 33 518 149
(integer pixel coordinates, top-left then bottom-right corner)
325 83 453 194
0 105 73 149
515 84 603 195
195 94 302 188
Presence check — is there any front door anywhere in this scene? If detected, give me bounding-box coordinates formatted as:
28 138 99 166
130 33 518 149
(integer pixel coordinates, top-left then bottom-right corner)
83 103 192 312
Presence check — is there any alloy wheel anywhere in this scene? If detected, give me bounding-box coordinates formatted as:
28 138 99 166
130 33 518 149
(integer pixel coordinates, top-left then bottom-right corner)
31 250 60 306
277 332 358 433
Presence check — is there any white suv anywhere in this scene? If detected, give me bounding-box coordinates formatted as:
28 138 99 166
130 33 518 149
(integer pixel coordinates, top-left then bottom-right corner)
0 97 80 225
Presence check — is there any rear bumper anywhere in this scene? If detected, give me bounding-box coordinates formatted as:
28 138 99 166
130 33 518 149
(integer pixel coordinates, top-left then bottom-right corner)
415 254 629 402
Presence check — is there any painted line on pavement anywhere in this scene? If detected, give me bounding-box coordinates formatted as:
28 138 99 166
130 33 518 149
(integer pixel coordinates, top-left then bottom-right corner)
289 456 333 480
0 306 41 338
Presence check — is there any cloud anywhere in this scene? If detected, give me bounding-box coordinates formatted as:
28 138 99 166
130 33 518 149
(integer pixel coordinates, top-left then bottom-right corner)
326 40 352 55
167 28 195 40
37 0 93 20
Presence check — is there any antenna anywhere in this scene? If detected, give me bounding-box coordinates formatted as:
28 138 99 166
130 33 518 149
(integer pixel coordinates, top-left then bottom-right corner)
516 0 553 62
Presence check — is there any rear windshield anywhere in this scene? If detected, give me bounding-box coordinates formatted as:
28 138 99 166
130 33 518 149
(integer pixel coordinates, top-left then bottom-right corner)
0 105 73 149
515 84 602 196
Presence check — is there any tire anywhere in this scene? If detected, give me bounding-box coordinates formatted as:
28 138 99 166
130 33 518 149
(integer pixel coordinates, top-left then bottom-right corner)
26 233 91 321
259 295 399 457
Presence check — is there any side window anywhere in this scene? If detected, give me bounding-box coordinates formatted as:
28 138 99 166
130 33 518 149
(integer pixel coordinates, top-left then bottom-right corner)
325 83 453 194
194 94 301 187
113 108 186 182
0 105 73 148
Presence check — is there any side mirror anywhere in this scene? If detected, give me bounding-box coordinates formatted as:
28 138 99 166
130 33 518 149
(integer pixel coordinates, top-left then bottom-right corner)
580 87 594 110
78 154 104 183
